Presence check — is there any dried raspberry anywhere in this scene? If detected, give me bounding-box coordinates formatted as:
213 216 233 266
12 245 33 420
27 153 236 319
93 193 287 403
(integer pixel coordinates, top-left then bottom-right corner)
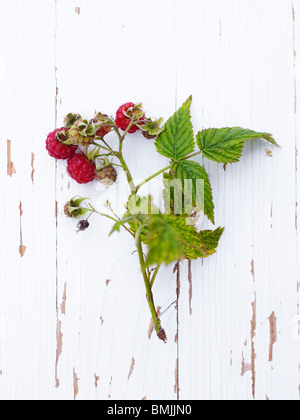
96 125 112 138
67 154 95 184
95 165 118 186
93 113 112 138
77 220 90 232
46 128 77 160
115 102 145 134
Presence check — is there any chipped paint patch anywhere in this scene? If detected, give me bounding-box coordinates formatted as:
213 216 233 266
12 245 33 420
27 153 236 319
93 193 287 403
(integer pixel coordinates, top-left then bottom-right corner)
55 320 63 388
60 283 67 315
268 311 277 362
19 202 27 257
7 140 16 177
73 368 80 399
241 352 251 376
128 358 135 380
94 374 99 389
251 260 255 281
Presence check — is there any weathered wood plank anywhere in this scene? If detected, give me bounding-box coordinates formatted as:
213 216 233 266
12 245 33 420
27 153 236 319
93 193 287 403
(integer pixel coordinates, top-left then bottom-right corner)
176 0 300 400
54 0 179 400
0 0 299 401
0 0 57 400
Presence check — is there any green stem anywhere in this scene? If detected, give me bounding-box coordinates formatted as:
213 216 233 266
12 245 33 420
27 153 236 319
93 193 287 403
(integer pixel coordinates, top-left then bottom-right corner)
135 151 203 193
183 150 202 160
150 264 161 289
135 227 167 342
92 210 135 237
136 165 172 192
121 120 135 140
118 152 136 195
92 143 114 154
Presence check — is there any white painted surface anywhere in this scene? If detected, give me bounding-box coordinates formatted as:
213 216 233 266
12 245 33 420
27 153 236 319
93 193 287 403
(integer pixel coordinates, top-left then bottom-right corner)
0 0 299 400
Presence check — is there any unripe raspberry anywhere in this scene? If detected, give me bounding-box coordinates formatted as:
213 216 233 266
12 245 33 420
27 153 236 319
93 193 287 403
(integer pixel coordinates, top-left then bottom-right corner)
95 165 118 186
68 120 95 145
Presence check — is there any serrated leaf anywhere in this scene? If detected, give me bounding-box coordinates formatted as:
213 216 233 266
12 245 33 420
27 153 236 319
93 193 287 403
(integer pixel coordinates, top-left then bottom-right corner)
155 96 195 160
164 214 208 260
145 214 223 265
196 127 279 164
164 161 215 224
145 215 183 267
198 227 224 256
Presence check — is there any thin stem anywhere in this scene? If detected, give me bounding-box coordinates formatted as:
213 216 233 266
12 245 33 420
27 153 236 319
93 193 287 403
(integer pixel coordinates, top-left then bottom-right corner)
150 264 161 289
121 120 135 140
136 165 172 192
92 210 135 237
183 150 202 160
118 152 136 195
92 143 114 154
134 150 203 193
135 226 167 342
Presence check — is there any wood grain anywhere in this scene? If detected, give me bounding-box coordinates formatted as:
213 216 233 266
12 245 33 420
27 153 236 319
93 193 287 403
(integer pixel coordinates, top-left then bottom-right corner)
0 0 299 400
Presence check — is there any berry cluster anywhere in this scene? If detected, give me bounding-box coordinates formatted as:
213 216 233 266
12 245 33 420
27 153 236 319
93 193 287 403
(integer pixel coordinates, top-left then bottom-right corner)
46 103 163 185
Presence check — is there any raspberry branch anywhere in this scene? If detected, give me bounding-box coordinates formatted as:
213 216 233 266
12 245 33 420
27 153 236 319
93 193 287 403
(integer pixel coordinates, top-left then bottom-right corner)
46 97 278 343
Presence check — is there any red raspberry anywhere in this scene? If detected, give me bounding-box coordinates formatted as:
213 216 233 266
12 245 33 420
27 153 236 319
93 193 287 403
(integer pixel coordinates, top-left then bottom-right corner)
46 128 77 160
67 154 95 184
115 102 145 134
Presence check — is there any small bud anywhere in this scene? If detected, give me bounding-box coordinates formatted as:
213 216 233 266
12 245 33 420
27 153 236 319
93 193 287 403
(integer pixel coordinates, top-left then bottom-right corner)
77 220 90 232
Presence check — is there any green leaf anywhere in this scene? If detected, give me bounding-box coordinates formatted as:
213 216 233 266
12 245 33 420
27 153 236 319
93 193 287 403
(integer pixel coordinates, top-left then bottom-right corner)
145 215 183 267
155 96 195 160
176 161 215 223
164 161 215 224
196 127 279 164
145 214 224 265
198 227 224 256
165 215 224 260
164 214 208 260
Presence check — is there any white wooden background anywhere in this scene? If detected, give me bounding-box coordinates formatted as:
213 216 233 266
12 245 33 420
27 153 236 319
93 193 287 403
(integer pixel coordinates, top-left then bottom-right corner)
0 0 299 401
